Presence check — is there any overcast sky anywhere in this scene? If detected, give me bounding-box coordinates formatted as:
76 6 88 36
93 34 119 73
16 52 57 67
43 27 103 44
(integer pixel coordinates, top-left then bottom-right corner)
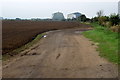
1 0 119 19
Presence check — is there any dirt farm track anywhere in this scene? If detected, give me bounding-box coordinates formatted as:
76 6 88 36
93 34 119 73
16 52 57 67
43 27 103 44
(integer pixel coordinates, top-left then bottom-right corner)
3 27 118 78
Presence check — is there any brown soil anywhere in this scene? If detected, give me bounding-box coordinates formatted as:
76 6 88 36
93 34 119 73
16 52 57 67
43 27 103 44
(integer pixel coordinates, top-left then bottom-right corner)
3 20 86 54
3 28 118 78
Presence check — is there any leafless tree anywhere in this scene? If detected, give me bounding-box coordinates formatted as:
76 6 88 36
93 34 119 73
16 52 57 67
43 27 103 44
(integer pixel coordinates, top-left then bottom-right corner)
97 10 104 17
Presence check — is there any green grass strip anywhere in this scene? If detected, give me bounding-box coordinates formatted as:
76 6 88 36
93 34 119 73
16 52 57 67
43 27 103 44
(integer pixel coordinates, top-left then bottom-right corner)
83 23 119 64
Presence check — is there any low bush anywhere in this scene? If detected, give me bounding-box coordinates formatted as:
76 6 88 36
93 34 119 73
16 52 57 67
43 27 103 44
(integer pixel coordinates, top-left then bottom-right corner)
98 16 108 26
110 25 120 32
109 14 120 26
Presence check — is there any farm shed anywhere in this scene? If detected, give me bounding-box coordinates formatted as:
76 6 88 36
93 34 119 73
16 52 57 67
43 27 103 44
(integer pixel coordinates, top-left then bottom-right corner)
52 12 65 21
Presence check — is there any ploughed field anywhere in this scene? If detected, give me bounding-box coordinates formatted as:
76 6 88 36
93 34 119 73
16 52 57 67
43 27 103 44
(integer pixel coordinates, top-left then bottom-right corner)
3 20 90 55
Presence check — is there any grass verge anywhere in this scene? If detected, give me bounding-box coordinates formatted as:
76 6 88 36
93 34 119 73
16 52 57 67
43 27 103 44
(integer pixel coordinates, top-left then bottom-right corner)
83 23 119 64
3 33 45 61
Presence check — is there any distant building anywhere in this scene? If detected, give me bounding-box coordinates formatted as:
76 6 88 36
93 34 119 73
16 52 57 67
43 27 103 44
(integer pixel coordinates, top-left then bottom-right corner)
118 1 120 18
0 17 3 20
52 12 65 21
67 12 81 19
